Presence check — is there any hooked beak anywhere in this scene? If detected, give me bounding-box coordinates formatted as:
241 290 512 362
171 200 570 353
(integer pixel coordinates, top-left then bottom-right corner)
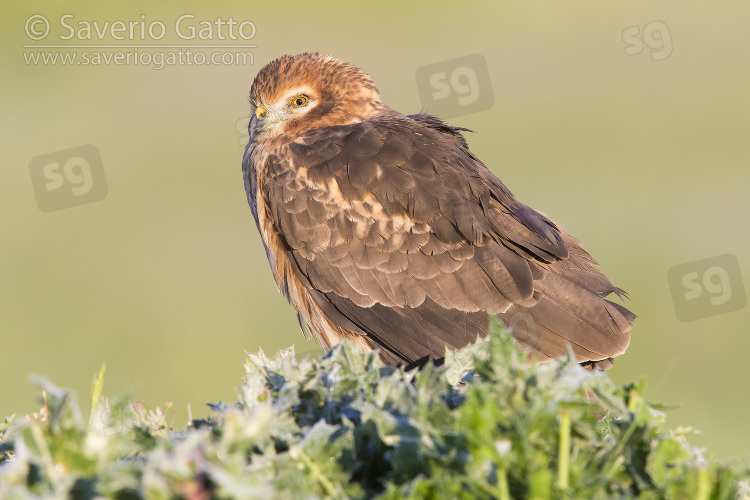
248 114 266 139
248 105 268 139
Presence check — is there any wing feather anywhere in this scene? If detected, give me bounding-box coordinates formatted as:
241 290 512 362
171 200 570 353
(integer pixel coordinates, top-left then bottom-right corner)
247 111 634 367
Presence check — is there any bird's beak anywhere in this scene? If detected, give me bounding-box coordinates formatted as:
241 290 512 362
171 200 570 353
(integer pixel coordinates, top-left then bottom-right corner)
249 105 268 139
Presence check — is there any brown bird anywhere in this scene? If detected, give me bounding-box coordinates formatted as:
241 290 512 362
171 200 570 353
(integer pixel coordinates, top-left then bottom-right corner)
242 53 634 369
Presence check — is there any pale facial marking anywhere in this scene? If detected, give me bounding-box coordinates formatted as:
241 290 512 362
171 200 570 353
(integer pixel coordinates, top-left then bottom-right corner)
255 85 318 131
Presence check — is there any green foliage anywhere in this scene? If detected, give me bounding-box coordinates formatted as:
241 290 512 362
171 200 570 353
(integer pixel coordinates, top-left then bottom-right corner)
1 320 748 499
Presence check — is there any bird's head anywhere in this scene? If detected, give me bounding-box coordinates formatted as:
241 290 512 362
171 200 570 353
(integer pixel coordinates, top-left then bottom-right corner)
248 53 386 140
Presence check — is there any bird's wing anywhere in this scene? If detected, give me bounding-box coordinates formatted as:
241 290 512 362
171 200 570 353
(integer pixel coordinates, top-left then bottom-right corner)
252 113 633 365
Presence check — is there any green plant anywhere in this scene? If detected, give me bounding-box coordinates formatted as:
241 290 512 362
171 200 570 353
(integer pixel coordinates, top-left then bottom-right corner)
1 320 748 499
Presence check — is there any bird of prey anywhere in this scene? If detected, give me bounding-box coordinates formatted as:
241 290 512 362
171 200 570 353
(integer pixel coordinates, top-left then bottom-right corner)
242 53 634 369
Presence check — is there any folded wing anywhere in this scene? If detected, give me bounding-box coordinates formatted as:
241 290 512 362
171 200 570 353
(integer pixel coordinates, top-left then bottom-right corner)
248 112 634 366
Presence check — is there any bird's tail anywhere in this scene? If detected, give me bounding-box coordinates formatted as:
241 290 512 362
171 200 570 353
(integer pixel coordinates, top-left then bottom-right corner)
498 230 635 367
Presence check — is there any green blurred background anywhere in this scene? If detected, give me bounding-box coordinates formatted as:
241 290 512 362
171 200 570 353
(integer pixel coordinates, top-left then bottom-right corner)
2 1 749 461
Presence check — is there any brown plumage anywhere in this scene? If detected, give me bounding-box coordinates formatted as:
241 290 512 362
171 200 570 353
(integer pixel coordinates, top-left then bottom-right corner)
242 53 634 369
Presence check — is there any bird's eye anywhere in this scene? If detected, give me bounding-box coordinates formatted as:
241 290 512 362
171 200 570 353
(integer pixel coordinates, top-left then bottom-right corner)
291 94 309 107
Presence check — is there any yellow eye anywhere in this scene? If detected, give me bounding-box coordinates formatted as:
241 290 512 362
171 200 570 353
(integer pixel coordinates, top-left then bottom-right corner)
291 94 309 107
